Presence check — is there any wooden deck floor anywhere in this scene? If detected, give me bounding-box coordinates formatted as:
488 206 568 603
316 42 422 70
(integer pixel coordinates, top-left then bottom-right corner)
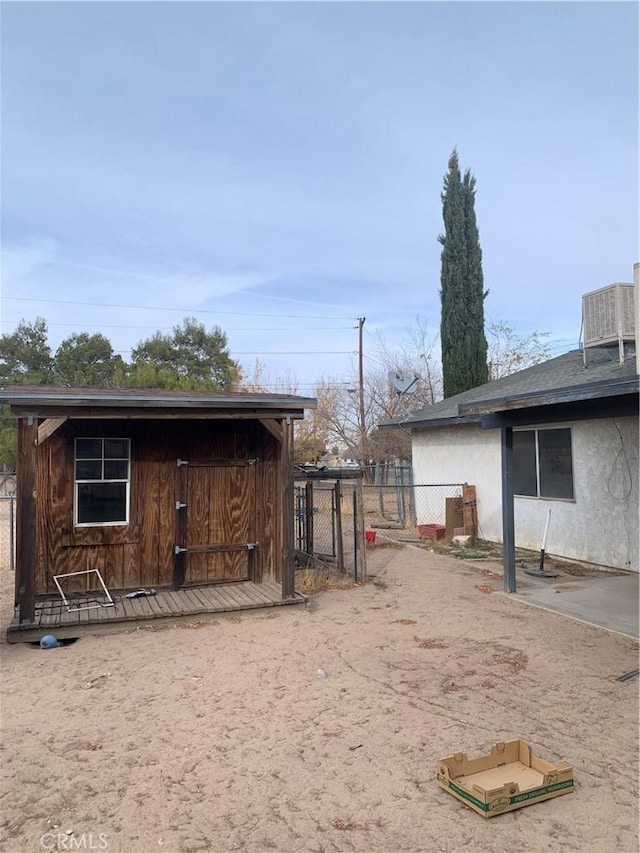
7 582 307 643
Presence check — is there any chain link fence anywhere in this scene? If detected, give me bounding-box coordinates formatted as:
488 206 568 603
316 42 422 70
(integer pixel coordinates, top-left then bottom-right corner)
0 475 16 571
362 463 465 540
294 476 366 586
0 465 467 584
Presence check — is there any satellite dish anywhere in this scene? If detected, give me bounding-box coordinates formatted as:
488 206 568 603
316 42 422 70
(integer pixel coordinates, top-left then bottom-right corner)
388 371 418 395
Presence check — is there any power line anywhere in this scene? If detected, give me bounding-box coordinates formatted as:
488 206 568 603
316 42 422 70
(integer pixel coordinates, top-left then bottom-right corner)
1 295 356 322
115 350 356 356
34 258 353 312
0 319 355 333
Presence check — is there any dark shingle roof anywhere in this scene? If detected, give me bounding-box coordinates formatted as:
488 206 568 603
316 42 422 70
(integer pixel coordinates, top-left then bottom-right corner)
0 385 317 410
381 347 638 430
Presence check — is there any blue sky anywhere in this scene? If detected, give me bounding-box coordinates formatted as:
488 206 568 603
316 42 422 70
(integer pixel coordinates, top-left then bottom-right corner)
1 1 638 392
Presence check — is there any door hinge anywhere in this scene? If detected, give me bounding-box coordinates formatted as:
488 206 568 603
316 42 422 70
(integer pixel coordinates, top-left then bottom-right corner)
175 501 187 510
177 459 189 467
246 542 259 550
174 546 187 555
248 457 260 466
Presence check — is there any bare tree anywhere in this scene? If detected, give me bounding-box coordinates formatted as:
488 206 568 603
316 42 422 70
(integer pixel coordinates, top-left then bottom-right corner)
238 317 550 469
294 413 330 465
487 320 552 380
369 317 442 415
241 358 299 394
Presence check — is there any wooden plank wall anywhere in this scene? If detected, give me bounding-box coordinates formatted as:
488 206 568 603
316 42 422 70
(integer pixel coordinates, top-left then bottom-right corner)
182 423 256 583
36 419 178 594
33 418 282 595
281 418 295 598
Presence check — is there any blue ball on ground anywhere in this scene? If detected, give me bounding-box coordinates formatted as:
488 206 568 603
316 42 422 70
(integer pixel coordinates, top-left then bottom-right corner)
40 634 59 649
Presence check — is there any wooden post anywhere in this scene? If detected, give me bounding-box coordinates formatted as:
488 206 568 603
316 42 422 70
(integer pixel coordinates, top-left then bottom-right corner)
501 427 516 593
358 317 366 470
16 415 38 624
445 497 464 538
281 417 295 599
462 484 477 543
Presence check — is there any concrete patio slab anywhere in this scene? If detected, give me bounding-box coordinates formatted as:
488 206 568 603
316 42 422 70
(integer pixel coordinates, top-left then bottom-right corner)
501 571 639 639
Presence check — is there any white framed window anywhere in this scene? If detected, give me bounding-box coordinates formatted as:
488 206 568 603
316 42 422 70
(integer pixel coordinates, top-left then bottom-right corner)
74 438 130 526
513 427 574 500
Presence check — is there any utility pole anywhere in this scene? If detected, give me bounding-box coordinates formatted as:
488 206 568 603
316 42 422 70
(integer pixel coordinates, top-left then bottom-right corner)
358 317 366 472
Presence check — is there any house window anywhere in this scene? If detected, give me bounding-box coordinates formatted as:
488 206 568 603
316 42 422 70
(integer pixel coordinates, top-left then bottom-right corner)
513 428 574 500
75 438 130 525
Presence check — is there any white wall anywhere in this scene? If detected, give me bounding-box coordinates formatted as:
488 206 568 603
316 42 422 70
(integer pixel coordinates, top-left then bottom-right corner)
411 416 639 572
411 423 503 540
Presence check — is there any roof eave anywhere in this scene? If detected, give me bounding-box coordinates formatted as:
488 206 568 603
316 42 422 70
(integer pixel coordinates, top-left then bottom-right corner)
379 414 480 431
459 375 639 416
0 390 317 411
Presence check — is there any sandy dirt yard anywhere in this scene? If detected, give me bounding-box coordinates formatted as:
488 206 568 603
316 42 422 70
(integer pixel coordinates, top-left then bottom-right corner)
1 544 638 853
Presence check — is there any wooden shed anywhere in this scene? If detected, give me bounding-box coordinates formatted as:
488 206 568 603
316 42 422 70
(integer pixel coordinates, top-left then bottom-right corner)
2 387 316 638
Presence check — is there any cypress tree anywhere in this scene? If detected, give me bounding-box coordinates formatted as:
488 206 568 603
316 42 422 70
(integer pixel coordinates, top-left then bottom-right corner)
439 149 488 398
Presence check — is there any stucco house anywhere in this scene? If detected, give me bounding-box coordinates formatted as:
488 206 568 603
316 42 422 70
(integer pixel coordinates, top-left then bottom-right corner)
381 276 639 585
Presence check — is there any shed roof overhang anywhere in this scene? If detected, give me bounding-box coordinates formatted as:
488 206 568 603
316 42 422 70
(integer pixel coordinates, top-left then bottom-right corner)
0 387 317 421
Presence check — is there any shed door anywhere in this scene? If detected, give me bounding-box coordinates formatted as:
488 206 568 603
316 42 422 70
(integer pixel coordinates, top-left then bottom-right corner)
178 460 257 586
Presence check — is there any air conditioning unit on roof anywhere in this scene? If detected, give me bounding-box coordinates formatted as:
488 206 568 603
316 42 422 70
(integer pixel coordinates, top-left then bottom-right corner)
582 283 635 349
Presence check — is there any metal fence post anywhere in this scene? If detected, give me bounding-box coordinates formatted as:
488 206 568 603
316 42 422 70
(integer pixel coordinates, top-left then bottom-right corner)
305 481 314 555
376 463 385 517
395 463 401 524
407 466 417 526
353 489 358 582
334 481 344 573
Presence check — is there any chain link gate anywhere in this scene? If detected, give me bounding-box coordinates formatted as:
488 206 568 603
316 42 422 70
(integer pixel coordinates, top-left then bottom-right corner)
294 474 365 583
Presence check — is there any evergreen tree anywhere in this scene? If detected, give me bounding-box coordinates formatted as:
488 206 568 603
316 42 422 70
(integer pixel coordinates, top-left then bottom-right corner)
128 317 241 391
0 317 53 385
439 149 488 397
54 332 126 387
0 317 54 470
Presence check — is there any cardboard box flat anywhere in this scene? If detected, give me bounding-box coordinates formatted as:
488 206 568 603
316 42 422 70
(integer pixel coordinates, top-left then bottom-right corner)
436 739 573 818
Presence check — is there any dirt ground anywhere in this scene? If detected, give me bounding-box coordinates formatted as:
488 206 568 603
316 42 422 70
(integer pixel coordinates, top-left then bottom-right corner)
1 544 638 853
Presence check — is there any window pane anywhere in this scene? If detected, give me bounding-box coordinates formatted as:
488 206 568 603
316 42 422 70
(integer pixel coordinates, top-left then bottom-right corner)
77 483 127 524
76 438 102 459
75 460 102 481
104 460 128 480
513 431 537 496
539 429 574 500
104 438 129 459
